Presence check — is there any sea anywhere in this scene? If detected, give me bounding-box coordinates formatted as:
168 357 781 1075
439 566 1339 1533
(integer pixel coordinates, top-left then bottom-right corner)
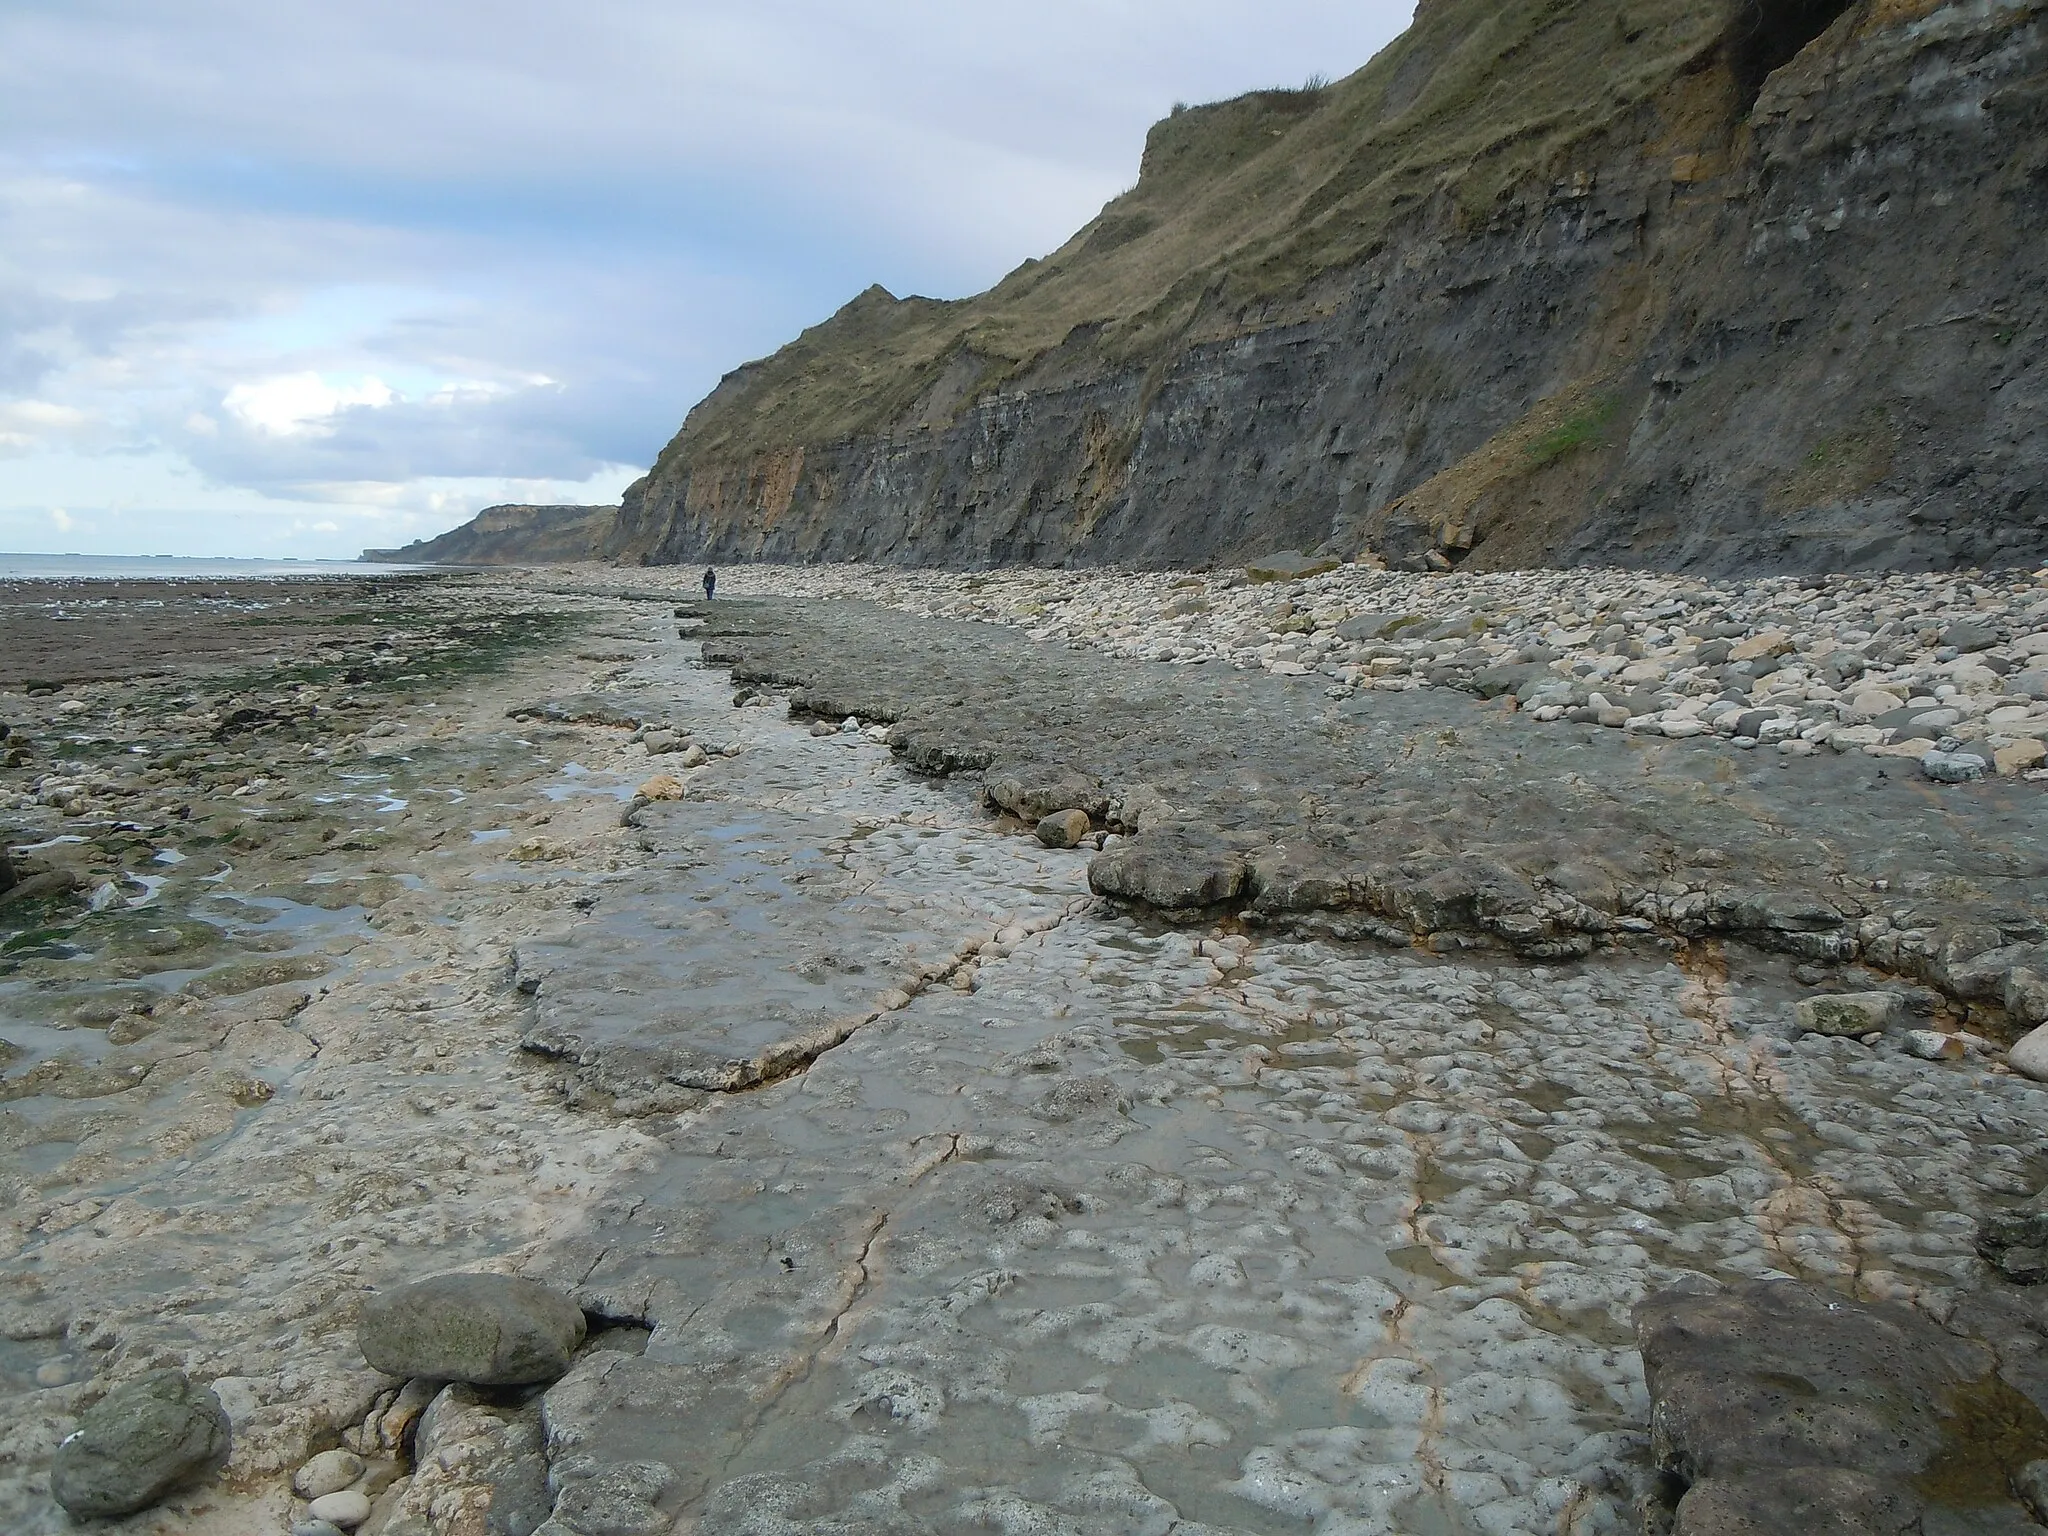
0 553 429 580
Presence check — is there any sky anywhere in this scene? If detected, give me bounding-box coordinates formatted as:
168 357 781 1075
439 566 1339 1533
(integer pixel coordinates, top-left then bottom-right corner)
0 1 1415 559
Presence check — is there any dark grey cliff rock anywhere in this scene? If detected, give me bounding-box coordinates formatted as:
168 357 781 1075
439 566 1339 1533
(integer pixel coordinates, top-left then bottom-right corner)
608 1 2048 578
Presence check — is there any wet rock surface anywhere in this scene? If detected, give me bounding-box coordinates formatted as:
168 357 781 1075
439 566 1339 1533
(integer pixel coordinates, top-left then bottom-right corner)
5 571 2048 1535
1635 1279 2048 1533
49 1368 231 1518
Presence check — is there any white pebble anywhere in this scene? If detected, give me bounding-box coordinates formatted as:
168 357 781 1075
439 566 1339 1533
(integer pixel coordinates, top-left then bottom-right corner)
305 1490 372 1529
295 1448 365 1499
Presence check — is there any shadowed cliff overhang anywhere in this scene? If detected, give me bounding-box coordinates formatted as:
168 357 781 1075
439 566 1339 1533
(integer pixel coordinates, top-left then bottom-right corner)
1727 0 1861 109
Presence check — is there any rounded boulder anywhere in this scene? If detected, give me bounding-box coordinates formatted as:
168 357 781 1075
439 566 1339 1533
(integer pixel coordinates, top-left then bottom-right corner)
1035 809 1092 849
50 1369 231 1519
358 1273 586 1386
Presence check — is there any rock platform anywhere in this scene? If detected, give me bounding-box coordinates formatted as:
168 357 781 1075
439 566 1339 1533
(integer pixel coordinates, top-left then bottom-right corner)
2 566 2045 1534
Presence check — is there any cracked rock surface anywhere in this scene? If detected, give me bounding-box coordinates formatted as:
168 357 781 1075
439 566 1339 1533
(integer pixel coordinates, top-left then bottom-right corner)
681 594 2048 1035
4 573 2048 1535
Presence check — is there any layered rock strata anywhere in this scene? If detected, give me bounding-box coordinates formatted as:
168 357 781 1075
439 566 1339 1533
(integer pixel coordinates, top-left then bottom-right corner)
607 0 2048 576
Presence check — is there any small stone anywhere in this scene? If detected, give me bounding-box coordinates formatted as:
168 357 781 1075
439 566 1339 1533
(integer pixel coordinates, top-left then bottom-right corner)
637 774 685 801
1728 629 1789 662
1794 992 1900 1037
1995 739 2047 776
1245 550 1339 583
305 1489 372 1529
294 1448 364 1499
1942 618 1999 652
809 720 838 737
1035 809 1092 849
1920 749 1987 784
50 1369 232 1519
357 1273 586 1386
1903 1029 1964 1061
1975 1203 2048 1285
377 1375 438 1451
1847 688 1905 718
2011 1023 2048 1083
291 1522 347 1536
35 1358 73 1387
680 744 710 768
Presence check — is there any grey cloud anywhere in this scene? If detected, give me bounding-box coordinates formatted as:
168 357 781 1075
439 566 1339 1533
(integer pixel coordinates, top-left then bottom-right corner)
1 1 1412 539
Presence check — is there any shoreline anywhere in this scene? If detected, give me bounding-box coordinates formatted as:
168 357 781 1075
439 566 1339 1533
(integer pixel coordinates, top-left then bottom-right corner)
3 569 2046 1533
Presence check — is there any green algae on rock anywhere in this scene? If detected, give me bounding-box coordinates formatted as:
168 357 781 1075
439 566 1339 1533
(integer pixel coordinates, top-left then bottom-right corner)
49 1370 231 1519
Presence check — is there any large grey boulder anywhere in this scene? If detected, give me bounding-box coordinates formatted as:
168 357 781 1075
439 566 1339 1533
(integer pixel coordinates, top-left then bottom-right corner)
359 1273 586 1386
1634 1279 2048 1533
49 1369 231 1519
1793 991 1901 1037
1088 826 1248 911
1034 809 1092 849
983 762 1108 823
2012 1022 2048 1083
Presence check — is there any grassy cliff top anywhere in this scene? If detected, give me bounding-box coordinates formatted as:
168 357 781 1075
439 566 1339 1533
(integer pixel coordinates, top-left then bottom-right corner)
654 0 1739 476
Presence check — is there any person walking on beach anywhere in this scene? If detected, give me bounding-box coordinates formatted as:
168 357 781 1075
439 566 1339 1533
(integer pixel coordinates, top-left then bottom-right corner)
703 567 716 600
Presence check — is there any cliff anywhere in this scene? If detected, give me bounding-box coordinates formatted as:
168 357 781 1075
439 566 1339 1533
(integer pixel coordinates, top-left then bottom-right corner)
605 0 2048 575
363 504 615 566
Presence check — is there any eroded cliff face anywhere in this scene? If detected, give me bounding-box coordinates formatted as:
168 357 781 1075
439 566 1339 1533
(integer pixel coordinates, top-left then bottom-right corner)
611 0 2048 575
365 503 616 565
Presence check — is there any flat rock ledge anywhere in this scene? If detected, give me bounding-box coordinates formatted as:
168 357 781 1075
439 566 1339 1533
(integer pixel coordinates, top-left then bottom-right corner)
691 598 2048 1032
1634 1279 2048 1534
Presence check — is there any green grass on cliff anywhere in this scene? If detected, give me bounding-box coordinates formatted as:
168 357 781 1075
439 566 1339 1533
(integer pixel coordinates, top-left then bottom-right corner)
654 0 1734 479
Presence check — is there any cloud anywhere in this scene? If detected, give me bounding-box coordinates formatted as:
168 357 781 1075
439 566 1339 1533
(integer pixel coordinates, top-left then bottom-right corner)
222 372 396 436
0 398 92 452
0 1 1416 556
